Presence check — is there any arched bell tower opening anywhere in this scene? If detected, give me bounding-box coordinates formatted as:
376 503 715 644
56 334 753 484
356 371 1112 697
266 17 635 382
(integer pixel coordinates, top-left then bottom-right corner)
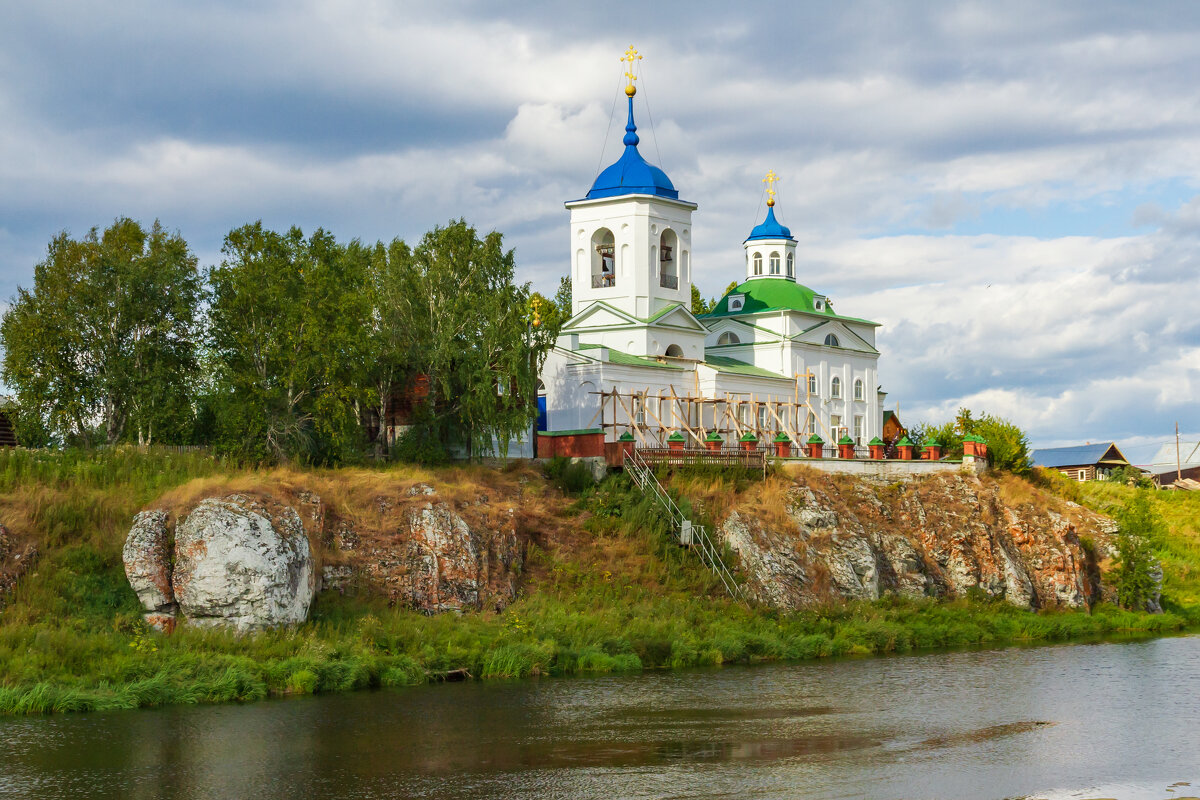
658 229 678 289
591 228 616 288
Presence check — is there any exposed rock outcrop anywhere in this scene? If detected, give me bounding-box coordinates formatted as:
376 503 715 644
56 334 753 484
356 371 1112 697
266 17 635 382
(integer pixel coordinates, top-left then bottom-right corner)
326 489 522 614
123 480 527 630
173 495 315 631
719 472 1107 611
122 511 177 630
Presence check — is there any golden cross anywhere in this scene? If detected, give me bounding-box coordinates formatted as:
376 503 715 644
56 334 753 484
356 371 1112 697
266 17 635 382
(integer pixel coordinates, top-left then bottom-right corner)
621 45 642 96
763 169 780 207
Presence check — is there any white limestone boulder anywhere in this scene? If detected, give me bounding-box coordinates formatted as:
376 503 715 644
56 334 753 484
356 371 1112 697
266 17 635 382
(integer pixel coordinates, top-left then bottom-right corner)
122 510 178 630
172 495 315 632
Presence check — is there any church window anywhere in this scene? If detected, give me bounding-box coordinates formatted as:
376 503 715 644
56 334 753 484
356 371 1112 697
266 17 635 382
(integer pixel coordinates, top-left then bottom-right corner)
824 333 840 347
664 344 684 357
769 252 780 275
659 230 678 289
717 331 740 345
831 376 841 398
806 374 817 396
633 395 645 426
786 253 794 277
728 294 745 311
814 297 825 311
854 415 864 444
752 253 763 275
831 414 844 442
758 405 769 431
853 379 864 401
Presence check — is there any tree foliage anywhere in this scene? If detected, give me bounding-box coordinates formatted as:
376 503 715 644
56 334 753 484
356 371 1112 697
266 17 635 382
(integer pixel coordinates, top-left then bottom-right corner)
0 219 203 446
384 220 554 459
912 407 1032 474
1113 492 1165 610
207 223 371 464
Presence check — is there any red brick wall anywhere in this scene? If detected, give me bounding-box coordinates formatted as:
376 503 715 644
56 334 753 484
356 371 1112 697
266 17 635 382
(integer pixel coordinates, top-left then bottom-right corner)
537 432 605 459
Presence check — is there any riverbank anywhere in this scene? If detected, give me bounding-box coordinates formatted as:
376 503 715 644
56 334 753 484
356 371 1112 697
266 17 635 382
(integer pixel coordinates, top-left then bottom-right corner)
0 449 1193 715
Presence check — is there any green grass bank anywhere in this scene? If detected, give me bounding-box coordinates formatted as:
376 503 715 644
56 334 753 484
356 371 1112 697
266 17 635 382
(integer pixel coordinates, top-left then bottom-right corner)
0 449 1193 715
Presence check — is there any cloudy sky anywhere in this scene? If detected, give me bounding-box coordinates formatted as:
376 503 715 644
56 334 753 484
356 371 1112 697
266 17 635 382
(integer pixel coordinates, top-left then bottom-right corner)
3 1 1199 461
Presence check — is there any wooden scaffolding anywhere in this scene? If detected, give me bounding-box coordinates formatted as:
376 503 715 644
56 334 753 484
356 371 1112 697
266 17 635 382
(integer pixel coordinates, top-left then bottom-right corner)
587 371 840 447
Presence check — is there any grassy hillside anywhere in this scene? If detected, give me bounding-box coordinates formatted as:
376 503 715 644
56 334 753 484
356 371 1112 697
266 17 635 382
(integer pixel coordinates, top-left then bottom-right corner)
1065 478 1200 610
0 450 1191 715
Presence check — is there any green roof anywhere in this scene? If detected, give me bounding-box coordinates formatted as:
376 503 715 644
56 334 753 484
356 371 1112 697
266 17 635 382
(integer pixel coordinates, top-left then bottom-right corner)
577 343 686 370
667 431 686 441
699 278 879 326
618 431 635 441
868 436 885 446
739 432 758 442
773 432 791 443
705 431 724 442
838 435 854 445
807 434 824 444
897 435 914 447
703 355 789 380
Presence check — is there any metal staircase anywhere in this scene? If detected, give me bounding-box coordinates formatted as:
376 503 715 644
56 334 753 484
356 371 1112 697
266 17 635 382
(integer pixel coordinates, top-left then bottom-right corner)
624 448 744 602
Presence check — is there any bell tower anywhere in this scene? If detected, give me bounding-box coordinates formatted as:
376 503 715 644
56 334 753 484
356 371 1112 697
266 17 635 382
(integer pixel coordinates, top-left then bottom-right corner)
565 47 697 319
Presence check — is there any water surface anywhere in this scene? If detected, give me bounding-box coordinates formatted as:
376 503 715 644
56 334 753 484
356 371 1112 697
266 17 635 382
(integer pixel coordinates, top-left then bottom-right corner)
2 636 1198 799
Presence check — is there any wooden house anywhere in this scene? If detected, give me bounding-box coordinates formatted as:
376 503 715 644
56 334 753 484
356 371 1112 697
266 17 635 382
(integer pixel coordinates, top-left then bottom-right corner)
1031 442 1132 481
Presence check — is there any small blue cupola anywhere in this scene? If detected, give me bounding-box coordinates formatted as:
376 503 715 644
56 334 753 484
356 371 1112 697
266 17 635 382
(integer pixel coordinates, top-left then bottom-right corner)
743 171 798 281
586 95 679 200
746 205 795 241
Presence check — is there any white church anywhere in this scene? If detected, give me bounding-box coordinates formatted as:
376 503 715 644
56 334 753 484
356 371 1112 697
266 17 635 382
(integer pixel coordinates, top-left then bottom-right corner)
536 50 885 457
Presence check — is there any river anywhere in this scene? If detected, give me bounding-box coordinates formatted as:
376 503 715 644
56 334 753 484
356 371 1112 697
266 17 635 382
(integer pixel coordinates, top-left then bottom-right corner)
2 635 1198 800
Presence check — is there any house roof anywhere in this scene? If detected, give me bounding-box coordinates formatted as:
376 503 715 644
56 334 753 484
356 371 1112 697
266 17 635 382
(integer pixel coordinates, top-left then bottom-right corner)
1031 443 1130 468
1149 441 1200 467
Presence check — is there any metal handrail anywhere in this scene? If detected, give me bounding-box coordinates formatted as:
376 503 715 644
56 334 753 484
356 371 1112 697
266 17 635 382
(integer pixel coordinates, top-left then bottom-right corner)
625 448 744 602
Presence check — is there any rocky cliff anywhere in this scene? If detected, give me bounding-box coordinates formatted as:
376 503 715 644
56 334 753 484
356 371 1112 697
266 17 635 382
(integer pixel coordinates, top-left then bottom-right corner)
123 470 535 630
714 468 1113 611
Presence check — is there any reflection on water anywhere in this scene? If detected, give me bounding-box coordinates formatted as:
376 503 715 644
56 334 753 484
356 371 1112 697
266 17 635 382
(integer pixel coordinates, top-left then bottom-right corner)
1 636 1198 800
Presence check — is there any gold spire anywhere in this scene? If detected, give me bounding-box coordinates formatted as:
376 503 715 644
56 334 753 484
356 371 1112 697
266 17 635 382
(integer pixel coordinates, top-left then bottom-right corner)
763 169 780 207
621 45 642 97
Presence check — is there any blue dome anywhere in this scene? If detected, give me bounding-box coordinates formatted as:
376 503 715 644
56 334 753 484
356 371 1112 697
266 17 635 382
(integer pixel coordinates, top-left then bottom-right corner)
586 97 678 200
746 205 794 241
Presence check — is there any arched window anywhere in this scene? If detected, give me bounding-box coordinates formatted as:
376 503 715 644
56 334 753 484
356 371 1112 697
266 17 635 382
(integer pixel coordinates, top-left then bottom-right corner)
664 344 684 357
659 229 678 289
853 379 864 401
590 228 615 288
769 252 780 275
786 253 794 277
831 376 841 398
716 331 740 345
824 333 840 347
752 252 763 275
